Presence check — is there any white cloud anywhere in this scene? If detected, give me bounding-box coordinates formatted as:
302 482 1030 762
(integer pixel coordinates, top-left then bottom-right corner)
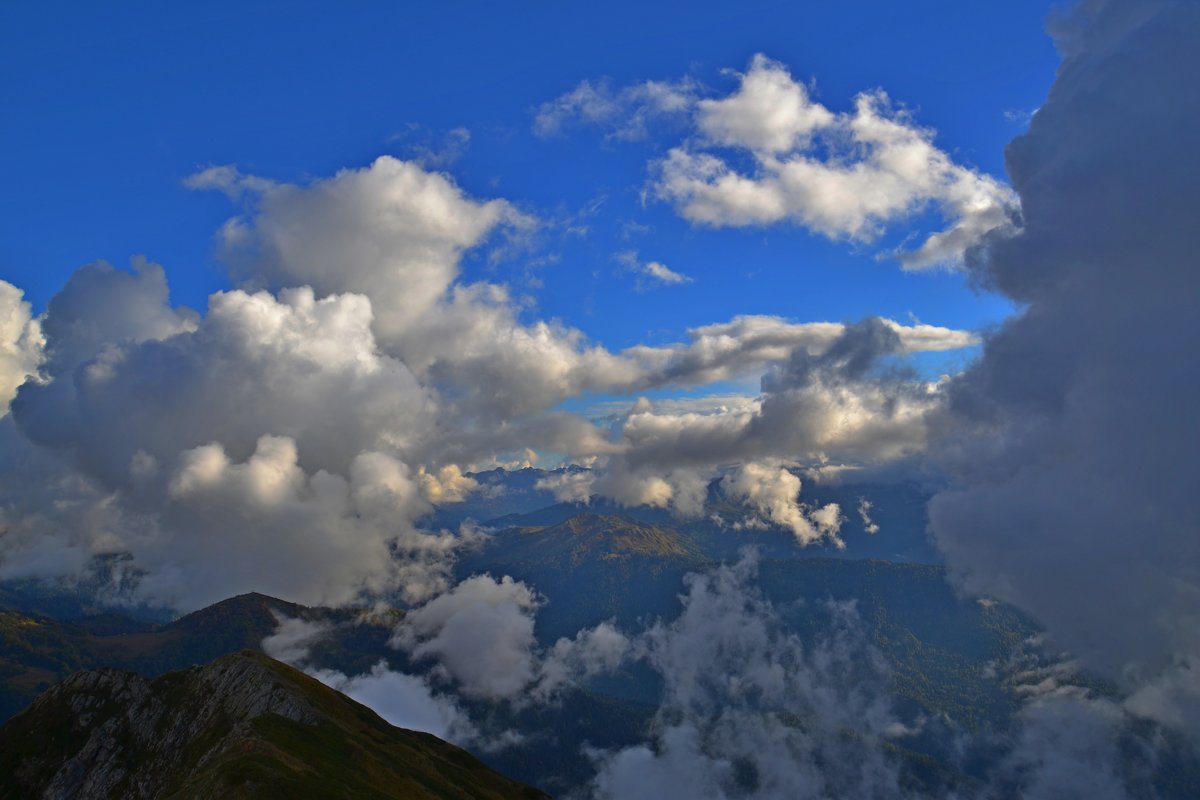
536 621 632 700
996 692 1134 800
0 280 44 415
620 314 974 388
417 463 479 505
615 250 693 288
582 393 759 422
148 436 459 609
597 318 943 496
392 574 542 699
197 156 532 343
642 261 691 286
261 614 331 665
588 553 903 799
721 462 842 546
540 55 1018 267
18 280 433 486
313 662 478 744
533 78 697 140
695 54 834 154
857 497 880 535
652 56 1017 269
0 151 979 611
534 468 595 504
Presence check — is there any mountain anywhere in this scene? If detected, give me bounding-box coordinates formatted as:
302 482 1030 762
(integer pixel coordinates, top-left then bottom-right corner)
456 513 706 641
0 592 397 724
0 650 548 800
421 466 585 529
480 512 701 565
475 477 942 565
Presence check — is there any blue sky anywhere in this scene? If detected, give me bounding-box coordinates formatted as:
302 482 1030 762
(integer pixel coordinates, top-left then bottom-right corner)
1 0 1059 359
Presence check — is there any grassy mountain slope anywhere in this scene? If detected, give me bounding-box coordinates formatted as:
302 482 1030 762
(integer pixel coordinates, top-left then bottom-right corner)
0 650 548 800
0 593 397 724
456 513 706 641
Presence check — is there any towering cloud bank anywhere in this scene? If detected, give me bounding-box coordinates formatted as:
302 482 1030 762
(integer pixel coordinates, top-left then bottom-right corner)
0 281 43 414
928 0 1200 733
0 152 979 608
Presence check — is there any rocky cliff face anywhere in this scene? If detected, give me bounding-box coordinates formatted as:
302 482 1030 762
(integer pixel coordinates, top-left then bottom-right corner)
0 651 548 800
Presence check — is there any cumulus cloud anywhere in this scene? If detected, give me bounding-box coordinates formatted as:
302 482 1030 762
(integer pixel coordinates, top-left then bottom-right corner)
0 281 44 415
418 464 479 505
721 462 842 546
10 260 197 457
927 0 1200 734
0 145 978 611
534 468 596 504
290 573 632 723
392 574 542 699
694 56 833 154
653 55 1018 268
578 318 944 520
193 156 531 343
148 436 460 609
0 268 475 610
188 159 648 426
526 315 954 530
541 55 1016 267
535 621 632 700
588 553 904 799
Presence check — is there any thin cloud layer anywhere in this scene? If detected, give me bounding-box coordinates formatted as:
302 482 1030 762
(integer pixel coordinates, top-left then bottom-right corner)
616 250 693 288
533 78 697 140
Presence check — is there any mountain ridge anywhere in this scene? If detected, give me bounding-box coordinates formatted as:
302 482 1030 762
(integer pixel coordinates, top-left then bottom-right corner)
0 592 399 724
0 650 549 800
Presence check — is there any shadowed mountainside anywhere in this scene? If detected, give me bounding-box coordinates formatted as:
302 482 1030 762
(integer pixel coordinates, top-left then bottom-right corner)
0 592 398 723
0 650 548 800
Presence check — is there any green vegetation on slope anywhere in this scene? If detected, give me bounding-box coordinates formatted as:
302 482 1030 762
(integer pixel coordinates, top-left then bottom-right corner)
0 593 398 724
0 651 548 800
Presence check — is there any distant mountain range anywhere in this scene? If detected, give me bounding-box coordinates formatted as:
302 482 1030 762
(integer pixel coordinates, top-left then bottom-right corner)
0 592 397 723
0 509 1045 794
4 470 1195 796
432 466 943 564
0 650 548 799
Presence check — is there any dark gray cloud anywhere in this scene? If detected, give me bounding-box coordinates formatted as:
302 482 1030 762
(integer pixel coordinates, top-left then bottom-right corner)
928 0 1200 732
